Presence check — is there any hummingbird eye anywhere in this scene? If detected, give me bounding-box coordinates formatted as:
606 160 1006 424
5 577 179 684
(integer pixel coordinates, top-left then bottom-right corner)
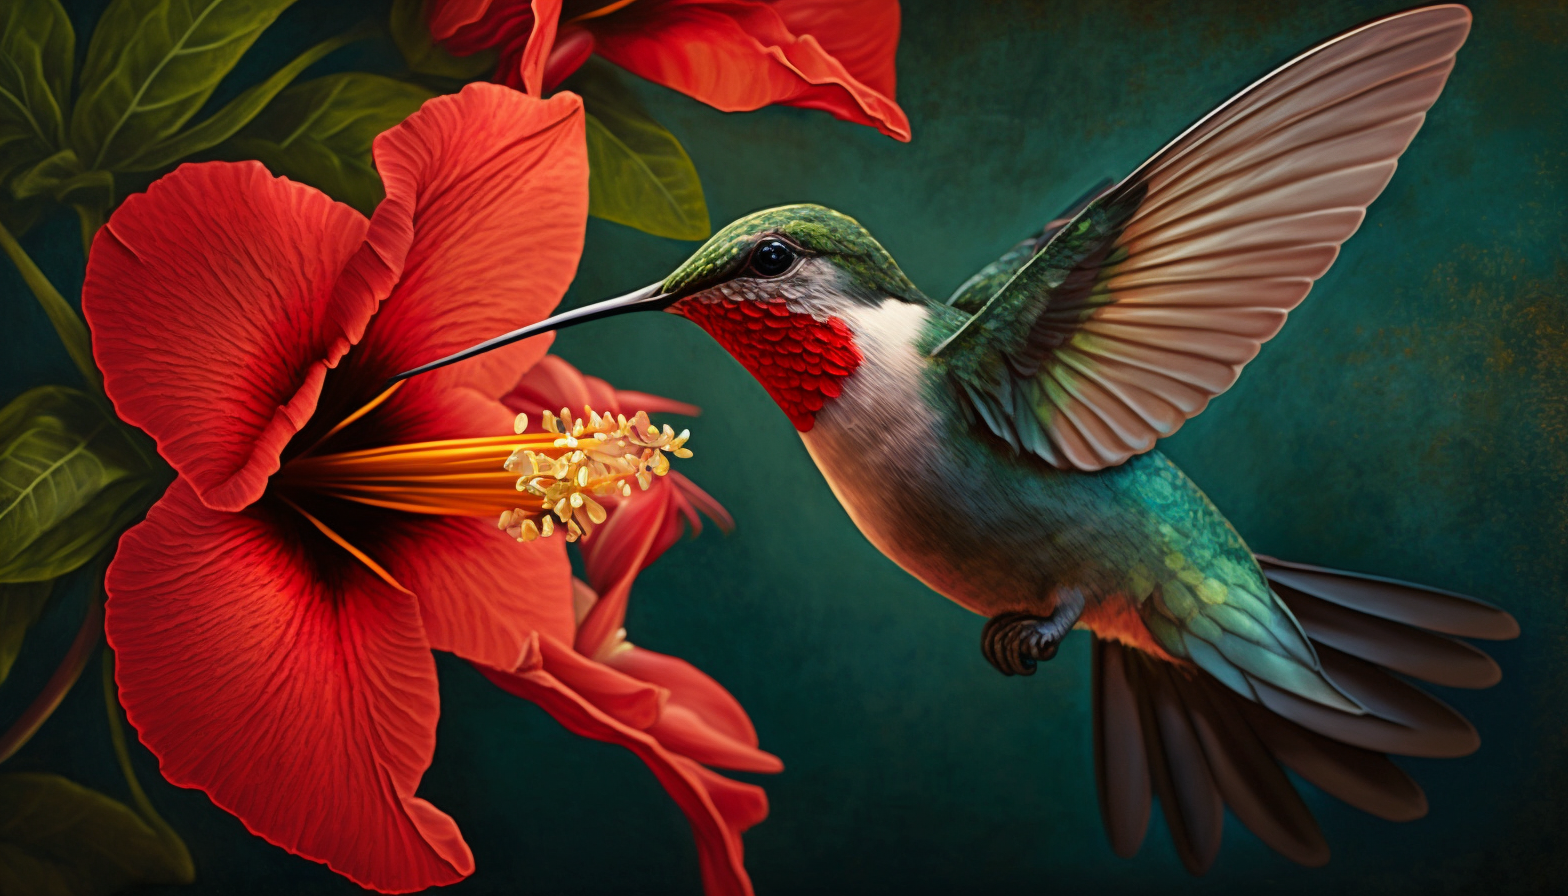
749 238 795 277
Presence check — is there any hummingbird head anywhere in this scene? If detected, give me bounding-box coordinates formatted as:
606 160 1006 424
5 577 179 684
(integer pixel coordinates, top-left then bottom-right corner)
393 204 926 431
659 203 923 308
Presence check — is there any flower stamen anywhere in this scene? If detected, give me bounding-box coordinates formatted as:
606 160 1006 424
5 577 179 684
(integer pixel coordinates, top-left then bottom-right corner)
277 405 693 544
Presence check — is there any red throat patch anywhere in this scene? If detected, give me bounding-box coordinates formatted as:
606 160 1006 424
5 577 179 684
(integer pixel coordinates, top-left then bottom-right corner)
674 297 863 432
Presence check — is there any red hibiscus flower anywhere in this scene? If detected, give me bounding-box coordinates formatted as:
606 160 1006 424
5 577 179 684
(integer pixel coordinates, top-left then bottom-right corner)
491 357 781 896
431 0 911 141
82 84 595 892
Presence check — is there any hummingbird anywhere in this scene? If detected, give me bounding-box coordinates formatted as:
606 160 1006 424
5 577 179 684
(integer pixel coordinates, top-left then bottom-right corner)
397 4 1519 874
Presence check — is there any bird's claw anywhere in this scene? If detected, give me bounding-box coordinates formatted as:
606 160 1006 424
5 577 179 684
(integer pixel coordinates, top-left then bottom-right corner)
981 589 1085 677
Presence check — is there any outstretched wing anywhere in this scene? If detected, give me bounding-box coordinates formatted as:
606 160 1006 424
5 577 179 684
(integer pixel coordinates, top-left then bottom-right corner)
935 5 1471 471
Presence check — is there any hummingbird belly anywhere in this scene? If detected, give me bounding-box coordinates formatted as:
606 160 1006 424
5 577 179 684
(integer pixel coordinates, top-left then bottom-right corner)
798 300 1267 654
799 301 1139 619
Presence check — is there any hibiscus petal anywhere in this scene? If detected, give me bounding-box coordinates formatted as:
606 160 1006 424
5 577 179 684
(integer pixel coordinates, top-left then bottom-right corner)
574 472 733 654
589 0 911 141
478 660 766 896
605 645 763 750
327 83 587 427
648 704 784 774
520 1 564 95
770 0 901 98
505 354 701 425
84 162 372 512
106 480 470 892
574 475 668 655
378 514 576 669
537 634 664 729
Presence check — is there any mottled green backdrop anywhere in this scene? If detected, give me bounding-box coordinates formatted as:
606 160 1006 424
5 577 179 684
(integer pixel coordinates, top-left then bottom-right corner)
2 0 1564 893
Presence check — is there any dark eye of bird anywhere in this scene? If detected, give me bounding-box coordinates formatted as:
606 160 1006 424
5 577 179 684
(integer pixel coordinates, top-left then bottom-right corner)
750 238 795 277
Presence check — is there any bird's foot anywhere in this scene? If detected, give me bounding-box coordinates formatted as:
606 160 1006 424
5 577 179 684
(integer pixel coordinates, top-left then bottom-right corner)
981 589 1086 677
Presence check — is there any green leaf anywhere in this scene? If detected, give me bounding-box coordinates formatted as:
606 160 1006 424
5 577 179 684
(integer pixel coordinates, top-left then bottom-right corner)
0 772 194 895
0 0 73 191
0 387 151 583
68 0 300 173
390 0 496 80
569 60 710 241
0 221 99 390
215 72 434 215
126 24 370 173
0 580 52 687
8 150 113 211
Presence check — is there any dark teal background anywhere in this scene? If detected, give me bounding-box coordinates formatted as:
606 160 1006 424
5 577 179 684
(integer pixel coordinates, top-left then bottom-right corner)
2 1 1564 893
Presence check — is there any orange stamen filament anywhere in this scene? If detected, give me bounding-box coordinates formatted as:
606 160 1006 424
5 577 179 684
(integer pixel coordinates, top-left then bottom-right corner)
277 405 694 545
278 495 412 595
566 0 638 25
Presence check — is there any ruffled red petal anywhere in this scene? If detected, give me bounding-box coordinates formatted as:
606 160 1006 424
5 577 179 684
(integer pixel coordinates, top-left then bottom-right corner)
770 0 901 98
84 162 372 512
589 0 911 141
518 1 563 95
378 514 576 669
479 647 767 896
325 84 587 430
573 475 668 656
607 647 782 774
105 480 469 892
506 354 701 421
535 634 664 729
605 646 761 752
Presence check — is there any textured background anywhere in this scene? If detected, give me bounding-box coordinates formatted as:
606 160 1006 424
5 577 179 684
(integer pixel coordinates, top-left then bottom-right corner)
2 0 1565 893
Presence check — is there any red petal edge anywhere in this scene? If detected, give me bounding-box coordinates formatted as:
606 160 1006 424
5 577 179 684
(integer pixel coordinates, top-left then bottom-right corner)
589 0 911 141
606 645 780 773
479 648 766 896
337 83 587 425
106 480 470 892
84 162 373 512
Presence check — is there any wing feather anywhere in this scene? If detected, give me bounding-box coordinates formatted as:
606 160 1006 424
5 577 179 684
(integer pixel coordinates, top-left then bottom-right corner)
940 6 1471 470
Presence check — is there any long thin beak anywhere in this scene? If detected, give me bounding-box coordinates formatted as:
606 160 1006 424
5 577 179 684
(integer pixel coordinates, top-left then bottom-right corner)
389 282 675 383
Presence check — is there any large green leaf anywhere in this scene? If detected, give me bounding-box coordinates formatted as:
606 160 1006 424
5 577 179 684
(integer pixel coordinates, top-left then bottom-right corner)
0 388 150 583
0 0 73 235
68 0 299 173
0 0 72 189
390 0 495 80
0 580 51 687
216 72 434 214
0 772 193 895
569 60 710 241
126 25 369 173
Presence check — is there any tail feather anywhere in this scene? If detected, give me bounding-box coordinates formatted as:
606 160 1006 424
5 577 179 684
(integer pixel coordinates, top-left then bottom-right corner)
1257 555 1519 640
1141 661 1224 874
1239 701 1427 822
1092 639 1153 858
1252 649 1479 758
1283 586 1501 688
1172 667 1329 867
1093 554 1515 873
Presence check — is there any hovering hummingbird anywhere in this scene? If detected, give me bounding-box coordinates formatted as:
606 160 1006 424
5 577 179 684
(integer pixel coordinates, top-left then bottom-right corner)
398 4 1518 873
